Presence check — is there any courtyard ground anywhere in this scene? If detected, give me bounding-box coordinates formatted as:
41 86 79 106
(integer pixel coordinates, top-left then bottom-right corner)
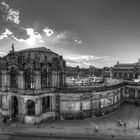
1 103 140 138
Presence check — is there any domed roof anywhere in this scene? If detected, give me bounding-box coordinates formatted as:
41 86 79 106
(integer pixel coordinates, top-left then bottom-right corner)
16 47 57 55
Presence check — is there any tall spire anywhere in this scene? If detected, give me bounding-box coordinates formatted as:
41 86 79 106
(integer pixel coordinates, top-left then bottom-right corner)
11 43 15 52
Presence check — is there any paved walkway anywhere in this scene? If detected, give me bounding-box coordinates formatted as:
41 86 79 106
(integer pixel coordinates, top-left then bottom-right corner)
1 103 140 138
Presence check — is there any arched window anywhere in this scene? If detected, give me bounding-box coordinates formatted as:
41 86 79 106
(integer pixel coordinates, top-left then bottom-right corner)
124 73 128 78
11 67 18 88
41 69 49 88
26 100 35 115
25 69 35 89
114 73 117 77
135 73 139 79
137 89 140 99
119 72 122 78
129 73 133 79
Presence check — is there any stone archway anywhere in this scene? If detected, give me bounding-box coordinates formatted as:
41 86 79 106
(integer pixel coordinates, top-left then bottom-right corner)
135 73 139 79
26 100 35 116
114 73 117 78
11 96 19 120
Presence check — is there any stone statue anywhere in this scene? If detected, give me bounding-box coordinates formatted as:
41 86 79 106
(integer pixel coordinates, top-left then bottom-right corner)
11 43 15 52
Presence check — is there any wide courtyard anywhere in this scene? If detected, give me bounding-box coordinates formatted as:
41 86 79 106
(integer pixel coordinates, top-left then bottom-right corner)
1 103 140 139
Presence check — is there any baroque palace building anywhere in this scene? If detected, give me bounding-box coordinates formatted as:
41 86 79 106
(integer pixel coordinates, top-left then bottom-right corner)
111 59 140 80
0 44 66 123
0 44 140 123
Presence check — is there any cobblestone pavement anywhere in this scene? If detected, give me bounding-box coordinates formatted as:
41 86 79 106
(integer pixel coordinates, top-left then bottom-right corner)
1 103 140 137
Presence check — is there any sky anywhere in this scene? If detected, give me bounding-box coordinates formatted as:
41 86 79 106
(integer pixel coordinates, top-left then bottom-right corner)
0 0 140 68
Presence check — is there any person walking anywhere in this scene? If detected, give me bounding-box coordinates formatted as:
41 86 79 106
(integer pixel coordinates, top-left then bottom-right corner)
95 124 98 132
124 121 126 128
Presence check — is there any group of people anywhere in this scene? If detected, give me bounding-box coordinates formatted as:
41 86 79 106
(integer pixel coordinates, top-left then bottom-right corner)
118 118 126 128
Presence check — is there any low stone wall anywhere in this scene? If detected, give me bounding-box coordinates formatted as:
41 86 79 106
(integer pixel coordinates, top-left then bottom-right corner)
24 112 55 123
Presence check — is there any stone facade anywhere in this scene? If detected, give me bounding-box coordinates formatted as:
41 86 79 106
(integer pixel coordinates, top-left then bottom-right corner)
0 45 140 123
111 59 140 80
0 45 66 123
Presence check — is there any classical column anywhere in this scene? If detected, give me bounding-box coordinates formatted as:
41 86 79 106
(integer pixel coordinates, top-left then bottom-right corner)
7 71 10 88
35 98 41 115
57 72 60 88
63 71 67 86
18 70 25 89
55 94 60 119
35 70 41 90
51 96 55 111
1 70 10 91
2 95 8 110
52 70 57 88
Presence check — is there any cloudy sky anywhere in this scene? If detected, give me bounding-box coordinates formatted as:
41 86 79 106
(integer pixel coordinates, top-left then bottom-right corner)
0 0 140 68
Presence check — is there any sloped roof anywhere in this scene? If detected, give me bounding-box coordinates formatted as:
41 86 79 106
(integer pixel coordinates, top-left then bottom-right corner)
114 63 138 67
16 47 51 53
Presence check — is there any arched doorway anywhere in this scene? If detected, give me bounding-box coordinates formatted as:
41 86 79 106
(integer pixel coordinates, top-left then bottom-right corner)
135 73 139 79
26 100 35 116
11 96 19 120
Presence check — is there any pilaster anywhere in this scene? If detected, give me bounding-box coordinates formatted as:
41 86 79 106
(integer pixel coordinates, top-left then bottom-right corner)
35 98 41 115
52 70 57 88
1 70 10 91
35 71 41 90
18 70 25 89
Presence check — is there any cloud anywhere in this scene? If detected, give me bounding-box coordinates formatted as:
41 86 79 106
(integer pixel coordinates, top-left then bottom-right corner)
0 1 82 49
0 1 20 25
0 28 12 39
0 1 29 40
11 26 82 48
0 51 6 56
64 55 116 68
75 39 82 44
43 27 54 37
64 55 110 62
